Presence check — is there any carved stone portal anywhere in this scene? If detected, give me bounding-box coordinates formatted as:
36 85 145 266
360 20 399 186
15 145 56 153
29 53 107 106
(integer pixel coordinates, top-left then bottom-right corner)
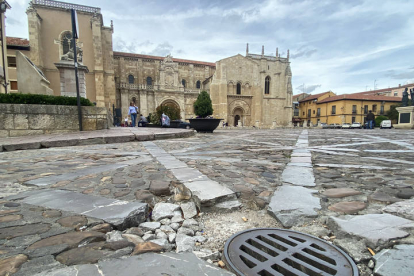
159 55 179 90
55 61 89 98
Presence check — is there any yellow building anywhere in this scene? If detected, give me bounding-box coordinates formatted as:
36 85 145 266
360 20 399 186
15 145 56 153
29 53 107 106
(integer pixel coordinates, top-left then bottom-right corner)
298 91 335 126
299 92 401 126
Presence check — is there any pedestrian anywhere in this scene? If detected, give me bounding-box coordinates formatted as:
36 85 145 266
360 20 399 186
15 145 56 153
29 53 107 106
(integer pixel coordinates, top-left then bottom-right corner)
138 114 147 127
366 110 375 129
128 101 138 127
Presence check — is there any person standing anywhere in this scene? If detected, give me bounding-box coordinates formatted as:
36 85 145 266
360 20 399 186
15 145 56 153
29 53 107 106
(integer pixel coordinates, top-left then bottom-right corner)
366 110 375 129
128 102 138 127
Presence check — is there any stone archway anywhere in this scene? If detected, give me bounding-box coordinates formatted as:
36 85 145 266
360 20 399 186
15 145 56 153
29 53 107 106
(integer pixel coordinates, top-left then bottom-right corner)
161 99 180 111
233 107 244 126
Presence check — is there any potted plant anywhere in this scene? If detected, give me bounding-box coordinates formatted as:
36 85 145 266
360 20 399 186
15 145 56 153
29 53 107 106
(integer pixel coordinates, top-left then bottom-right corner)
189 91 222 133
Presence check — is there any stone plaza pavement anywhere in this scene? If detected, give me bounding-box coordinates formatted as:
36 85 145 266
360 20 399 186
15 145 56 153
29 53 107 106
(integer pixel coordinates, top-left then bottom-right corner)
1 128 414 275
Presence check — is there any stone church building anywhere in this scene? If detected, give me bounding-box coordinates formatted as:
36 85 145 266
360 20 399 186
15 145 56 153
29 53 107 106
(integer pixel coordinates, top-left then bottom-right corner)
6 0 293 128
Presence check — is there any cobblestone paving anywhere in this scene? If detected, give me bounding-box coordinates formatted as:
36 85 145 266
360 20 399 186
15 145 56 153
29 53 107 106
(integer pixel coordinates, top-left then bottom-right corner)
1 128 414 275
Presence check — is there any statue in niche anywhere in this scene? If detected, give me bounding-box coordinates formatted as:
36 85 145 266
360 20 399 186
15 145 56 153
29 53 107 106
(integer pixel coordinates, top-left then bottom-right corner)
164 54 173 63
410 88 414 106
401 88 409 106
61 46 83 62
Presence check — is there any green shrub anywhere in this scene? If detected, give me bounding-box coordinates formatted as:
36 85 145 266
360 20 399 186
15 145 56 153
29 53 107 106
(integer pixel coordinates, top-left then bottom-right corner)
375 115 388 127
193 91 213 118
386 104 400 121
151 104 181 125
0 93 94 106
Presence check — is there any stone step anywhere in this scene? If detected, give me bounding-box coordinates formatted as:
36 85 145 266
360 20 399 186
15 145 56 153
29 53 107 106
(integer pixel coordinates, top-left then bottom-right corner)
34 252 235 276
7 190 148 230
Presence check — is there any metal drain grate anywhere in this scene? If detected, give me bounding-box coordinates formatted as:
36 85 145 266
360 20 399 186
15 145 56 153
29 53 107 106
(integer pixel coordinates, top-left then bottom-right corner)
224 228 358 276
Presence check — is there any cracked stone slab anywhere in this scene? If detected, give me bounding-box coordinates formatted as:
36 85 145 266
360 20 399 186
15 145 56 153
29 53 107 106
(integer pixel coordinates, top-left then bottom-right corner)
282 166 315 186
35 252 235 276
373 244 414 276
383 199 414 220
268 185 321 228
184 180 236 206
10 190 148 230
329 214 414 247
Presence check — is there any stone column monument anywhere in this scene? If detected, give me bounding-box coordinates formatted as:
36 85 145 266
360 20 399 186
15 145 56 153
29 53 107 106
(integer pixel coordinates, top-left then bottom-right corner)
55 46 89 98
395 89 414 129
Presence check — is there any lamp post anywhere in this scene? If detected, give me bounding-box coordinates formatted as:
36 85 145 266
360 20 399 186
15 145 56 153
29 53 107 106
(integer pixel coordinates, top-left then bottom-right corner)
71 9 82 131
0 1 10 94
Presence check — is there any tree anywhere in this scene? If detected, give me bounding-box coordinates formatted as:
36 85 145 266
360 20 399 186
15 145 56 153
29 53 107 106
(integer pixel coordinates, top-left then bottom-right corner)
151 104 181 125
375 115 388 127
193 91 213 118
386 104 401 121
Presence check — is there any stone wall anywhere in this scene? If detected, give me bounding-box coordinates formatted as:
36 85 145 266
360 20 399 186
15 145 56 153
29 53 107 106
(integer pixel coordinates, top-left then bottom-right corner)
0 104 109 137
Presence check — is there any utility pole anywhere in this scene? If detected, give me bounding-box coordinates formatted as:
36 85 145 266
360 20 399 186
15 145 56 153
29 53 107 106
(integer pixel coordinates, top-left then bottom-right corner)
374 79 377 91
71 9 82 131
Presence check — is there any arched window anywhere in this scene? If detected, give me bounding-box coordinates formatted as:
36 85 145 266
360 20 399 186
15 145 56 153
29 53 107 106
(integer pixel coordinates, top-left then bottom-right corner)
265 76 270 94
182 79 186 88
132 97 136 104
128 75 135 84
196 80 201 89
146 77 152 86
61 31 74 56
236 83 241 95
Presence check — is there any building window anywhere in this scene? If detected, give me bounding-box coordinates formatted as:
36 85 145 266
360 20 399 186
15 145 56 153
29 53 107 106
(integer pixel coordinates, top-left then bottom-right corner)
372 104 377 113
128 75 134 84
132 97 136 104
394 92 398 96
313 110 315 114
236 83 241 95
352 116 356 123
196 80 201 89
302 112 305 116
182 79 186 88
364 105 368 114
308 109 311 118
61 31 74 56
317 108 321 117
10 81 18 90
352 105 357 114
264 76 270 94
380 105 384 115
7 57 16 67
331 105 336 115
146 77 152 86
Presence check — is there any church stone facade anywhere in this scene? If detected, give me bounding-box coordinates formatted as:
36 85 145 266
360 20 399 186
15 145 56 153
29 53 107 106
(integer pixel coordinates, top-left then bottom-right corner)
7 0 293 127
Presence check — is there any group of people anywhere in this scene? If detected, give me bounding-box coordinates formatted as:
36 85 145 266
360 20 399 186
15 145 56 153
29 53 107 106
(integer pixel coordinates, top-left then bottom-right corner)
126 102 147 127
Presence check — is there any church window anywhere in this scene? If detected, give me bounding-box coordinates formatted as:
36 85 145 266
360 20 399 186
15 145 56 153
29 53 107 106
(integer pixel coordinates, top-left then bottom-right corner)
182 79 186 88
146 77 153 86
128 75 135 84
236 83 241 95
196 80 201 89
265 76 270 94
61 31 74 56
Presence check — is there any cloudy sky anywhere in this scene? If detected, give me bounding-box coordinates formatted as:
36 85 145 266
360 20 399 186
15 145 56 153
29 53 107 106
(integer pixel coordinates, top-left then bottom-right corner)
6 0 414 95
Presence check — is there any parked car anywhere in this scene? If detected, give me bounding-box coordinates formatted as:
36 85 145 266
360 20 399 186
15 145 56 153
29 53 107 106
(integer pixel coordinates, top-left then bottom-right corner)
341 123 351 129
172 120 191 129
320 123 329 129
329 123 341 129
350 122 362 129
380 120 392 129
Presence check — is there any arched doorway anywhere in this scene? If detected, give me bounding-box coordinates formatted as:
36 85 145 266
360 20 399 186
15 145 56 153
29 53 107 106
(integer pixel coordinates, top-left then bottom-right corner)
234 115 240 126
233 107 244 126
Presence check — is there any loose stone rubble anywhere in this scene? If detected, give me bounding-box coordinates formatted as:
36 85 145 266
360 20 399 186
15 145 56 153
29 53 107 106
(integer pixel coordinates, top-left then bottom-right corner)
1 128 414 275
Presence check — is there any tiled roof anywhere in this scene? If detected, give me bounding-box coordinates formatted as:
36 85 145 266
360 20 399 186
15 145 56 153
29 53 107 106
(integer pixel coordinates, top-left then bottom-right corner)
292 93 306 99
354 83 414 95
6 37 30 47
113 51 216 67
317 94 401 104
299 91 333 102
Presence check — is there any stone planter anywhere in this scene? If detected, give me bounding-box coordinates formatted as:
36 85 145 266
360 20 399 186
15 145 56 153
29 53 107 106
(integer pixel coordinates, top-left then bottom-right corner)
189 118 222 133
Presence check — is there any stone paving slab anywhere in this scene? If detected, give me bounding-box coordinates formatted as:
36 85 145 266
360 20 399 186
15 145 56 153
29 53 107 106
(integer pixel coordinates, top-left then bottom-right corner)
34 252 235 276
0 127 194 151
268 185 321 228
383 199 414 220
329 214 414 247
373 244 414 276
282 166 315 186
8 190 148 230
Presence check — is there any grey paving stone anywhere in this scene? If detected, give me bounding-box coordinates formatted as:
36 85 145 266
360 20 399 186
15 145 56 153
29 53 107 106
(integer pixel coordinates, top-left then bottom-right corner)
329 214 414 247
268 185 321 228
180 201 198 219
151 203 181 221
282 166 315 186
12 190 148 230
184 180 236 206
383 199 414 220
373 244 414 276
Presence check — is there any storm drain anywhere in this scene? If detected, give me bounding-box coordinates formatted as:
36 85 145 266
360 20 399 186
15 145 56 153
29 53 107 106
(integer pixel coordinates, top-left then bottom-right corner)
224 228 358 276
